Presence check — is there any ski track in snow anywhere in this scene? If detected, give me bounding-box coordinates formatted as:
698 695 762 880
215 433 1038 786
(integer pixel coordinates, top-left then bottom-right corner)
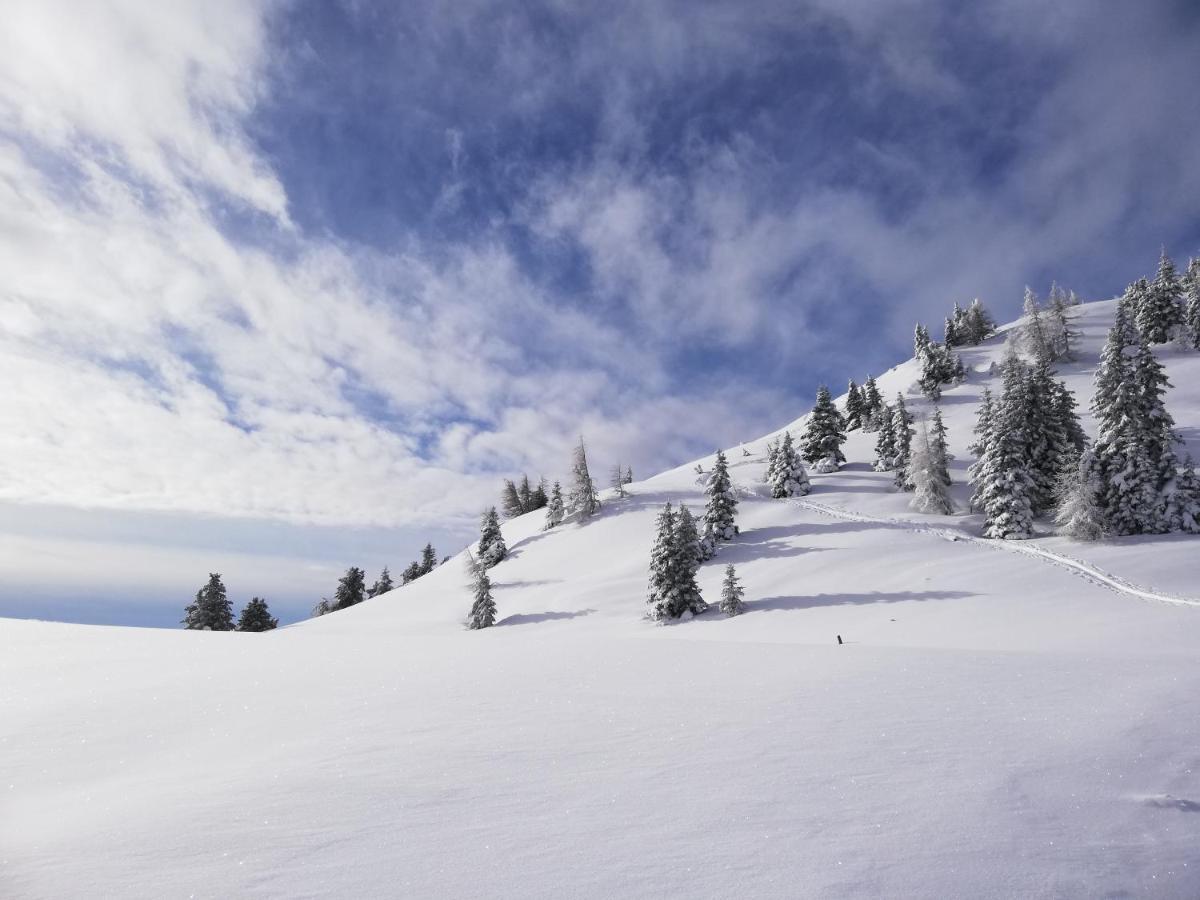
792 496 1200 609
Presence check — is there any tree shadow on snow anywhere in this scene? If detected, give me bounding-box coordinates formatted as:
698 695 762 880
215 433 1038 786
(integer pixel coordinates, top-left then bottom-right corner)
497 609 597 627
743 590 974 613
1142 795 1200 813
492 579 563 589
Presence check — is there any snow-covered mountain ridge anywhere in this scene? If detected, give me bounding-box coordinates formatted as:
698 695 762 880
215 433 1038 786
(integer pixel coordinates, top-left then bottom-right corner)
5 298 1200 898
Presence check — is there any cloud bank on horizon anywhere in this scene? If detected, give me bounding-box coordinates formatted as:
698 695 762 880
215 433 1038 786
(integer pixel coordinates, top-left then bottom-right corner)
1 0 1199 537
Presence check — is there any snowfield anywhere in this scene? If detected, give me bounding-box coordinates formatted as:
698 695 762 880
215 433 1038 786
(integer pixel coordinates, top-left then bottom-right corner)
4 299 1200 898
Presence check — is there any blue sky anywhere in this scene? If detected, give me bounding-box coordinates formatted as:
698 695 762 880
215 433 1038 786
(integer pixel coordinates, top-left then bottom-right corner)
1 0 1198 626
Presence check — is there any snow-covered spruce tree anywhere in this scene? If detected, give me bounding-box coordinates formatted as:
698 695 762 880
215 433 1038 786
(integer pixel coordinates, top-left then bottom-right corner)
419 544 438 575
873 402 897 471
567 438 601 519
962 298 995 345
891 395 915 489
333 566 366 611
1048 285 1080 361
1054 449 1107 541
1166 455 1200 534
929 407 952 485
646 501 678 621
477 506 507 568
531 478 549 510
646 502 705 621
517 474 534 512
624 466 634 485
401 562 423 584
183 572 234 630
914 323 944 400
1185 258 1200 349
973 390 1036 540
676 504 710 573
800 385 847 465
543 481 565 530
465 552 496 630
312 598 333 617
909 420 954 515
844 380 865 431
1136 250 1184 344
704 449 739 543
719 563 746 617
763 438 780 484
943 314 959 348
1132 340 1180 503
861 376 885 431
967 388 994 459
500 479 523 518
367 566 394 598
237 597 278 632
1017 287 1054 365
611 464 628 498
769 431 811 498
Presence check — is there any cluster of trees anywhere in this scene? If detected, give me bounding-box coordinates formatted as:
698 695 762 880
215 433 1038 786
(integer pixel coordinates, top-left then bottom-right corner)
968 355 1086 539
872 394 914 485
1122 251 1200 347
1057 301 1199 537
844 376 885 431
1011 285 1081 365
914 323 965 400
398 544 442 586
182 573 277 631
943 298 998 348
501 475 548 518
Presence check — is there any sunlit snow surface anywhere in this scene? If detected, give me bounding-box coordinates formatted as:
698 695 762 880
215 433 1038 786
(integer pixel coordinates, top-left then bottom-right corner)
4 300 1200 898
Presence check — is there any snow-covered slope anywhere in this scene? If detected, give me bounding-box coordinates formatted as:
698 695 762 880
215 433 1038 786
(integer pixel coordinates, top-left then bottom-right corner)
5 299 1200 898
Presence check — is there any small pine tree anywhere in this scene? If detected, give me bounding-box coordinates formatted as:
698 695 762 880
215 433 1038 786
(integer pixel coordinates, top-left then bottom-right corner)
973 384 1036 540
543 481 565 530
1136 250 1184 344
401 562 422 584
611 464 628 498
646 502 678 621
624 466 634 484
477 506 507 568
500 480 523 518
908 420 954 515
367 566 395 598
844 380 865 431
182 573 234 631
675 504 707 576
312 598 334 617
236 597 278 632
1184 258 1200 350
419 544 438 575
943 314 959 348
704 449 739 542
1018 287 1054 364
530 477 549 510
861 376 885 431
929 408 952 485
891 395 915 489
516 474 534 512
719 564 745 617
465 553 496 629
567 437 601 519
1054 450 1106 541
333 567 366 610
965 298 996 345
800 385 847 464
769 432 810 498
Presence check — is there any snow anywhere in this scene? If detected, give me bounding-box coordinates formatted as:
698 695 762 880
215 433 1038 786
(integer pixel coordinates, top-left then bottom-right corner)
4 299 1200 898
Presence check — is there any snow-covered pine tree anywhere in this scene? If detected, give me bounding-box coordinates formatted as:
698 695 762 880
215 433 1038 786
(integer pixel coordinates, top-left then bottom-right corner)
1184 258 1200 350
624 466 634 484
973 388 1036 540
891 395 915 489
646 501 678 621
943 314 959 348
967 388 994 459
465 552 496 629
500 479 523 518
763 438 780 484
914 323 942 400
676 503 709 574
333 566 367 611
873 402 897 471
419 544 438 575
861 376 885 431
675 505 707 616
477 506 507 567
1018 287 1053 364
719 563 746 617
611 464 628 498
909 419 954 514
844 380 865 431
1054 449 1107 541
367 566 394 598
517 474 534 513
531 478 549 509
182 572 234 630
1131 340 1180 514
769 431 811 498
567 438 601 519
964 298 996 345
704 449 739 542
1166 455 1200 534
312 598 333 617
543 481 565 530
1047 286 1079 361
236 597 278 632
401 562 423 584
929 407 952 485
800 385 847 465
1136 250 1184 344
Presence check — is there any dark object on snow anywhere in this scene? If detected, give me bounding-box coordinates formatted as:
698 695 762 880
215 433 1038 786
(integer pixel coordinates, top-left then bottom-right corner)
837 634 843 645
